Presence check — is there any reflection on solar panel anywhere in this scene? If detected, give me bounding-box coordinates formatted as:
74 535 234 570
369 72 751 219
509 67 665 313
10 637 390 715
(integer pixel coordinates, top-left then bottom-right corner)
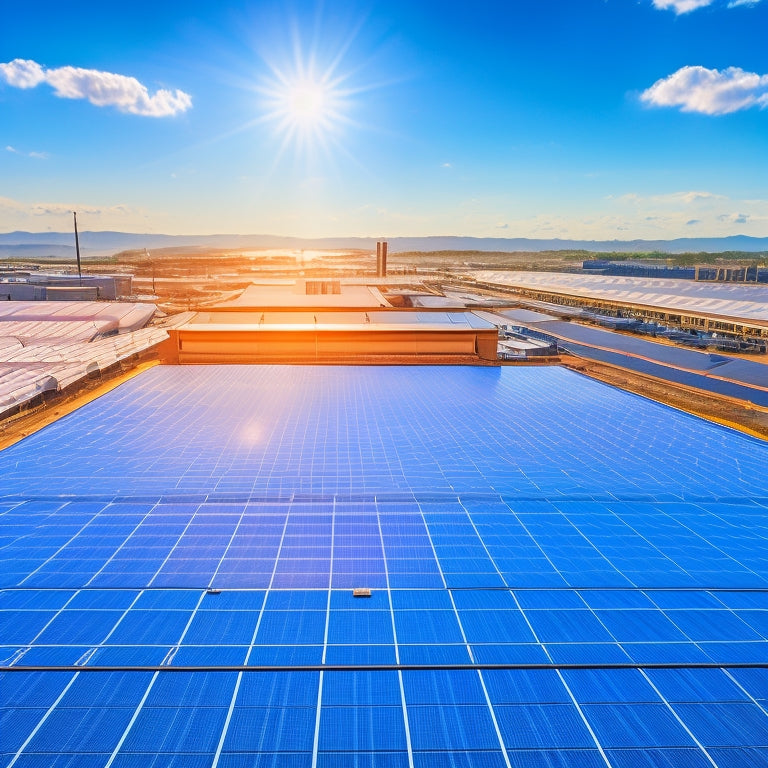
1 365 767 767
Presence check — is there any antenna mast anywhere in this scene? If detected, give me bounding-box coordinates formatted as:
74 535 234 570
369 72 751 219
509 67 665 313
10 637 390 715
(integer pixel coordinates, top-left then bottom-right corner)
73 211 82 284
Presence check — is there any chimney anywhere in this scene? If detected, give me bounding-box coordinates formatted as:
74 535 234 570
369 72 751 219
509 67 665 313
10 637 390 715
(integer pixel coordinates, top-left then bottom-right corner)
381 241 388 277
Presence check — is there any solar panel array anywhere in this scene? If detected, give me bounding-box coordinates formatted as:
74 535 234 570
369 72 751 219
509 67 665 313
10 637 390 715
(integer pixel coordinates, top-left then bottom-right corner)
1 365 767 767
520 319 768 407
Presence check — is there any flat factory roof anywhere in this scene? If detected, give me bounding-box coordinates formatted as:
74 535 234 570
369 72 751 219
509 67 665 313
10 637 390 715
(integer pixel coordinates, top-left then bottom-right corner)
470 271 768 326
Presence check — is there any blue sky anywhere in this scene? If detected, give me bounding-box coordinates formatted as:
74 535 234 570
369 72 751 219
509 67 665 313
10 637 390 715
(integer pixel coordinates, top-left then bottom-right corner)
1 0 767 239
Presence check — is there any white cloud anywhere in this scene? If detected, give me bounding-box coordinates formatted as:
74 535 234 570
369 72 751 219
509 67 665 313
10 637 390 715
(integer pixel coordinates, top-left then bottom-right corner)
653 0 763 11
6 145 48 159
0 59 45 88
652 0 714 13
618 190 725 205
0 58 191 117
641 66 768 115
0 195 136 221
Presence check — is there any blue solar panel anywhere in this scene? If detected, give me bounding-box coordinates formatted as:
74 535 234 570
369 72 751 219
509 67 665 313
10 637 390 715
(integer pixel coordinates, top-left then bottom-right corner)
408 704 501 751
2 364 767 765
495 703 596 749
224 705 316 752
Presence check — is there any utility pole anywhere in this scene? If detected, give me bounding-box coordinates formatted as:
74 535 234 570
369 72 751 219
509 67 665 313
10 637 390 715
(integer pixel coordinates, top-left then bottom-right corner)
73 211 82 285
145 248 155 294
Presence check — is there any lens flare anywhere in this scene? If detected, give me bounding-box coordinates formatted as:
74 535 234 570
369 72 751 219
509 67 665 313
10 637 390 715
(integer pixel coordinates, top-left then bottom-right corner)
258 57 353 161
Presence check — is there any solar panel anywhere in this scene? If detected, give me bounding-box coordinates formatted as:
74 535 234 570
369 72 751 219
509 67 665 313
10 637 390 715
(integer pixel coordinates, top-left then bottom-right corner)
1 365 767 766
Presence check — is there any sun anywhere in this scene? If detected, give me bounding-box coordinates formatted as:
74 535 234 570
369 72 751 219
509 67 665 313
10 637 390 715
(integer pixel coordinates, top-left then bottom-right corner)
285 80 328 123
258 62 351 158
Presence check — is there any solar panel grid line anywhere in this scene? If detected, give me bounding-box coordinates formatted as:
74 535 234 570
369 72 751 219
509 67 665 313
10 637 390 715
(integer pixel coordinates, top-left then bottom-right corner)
82 504 160 588
309 510 333 768
97 591 166 651
505 589 619 758
4 670 80 768
157 593 207 669
15 508 100 587
21 591 83 650
102 670 160 768
637 670 718 767
553 671 613 768
144 507 200 588
722 669 768 720
205 506 248 588
473 669 514 768
208 555 278 765
374 500 416 768
413 506 512 763
656 507 768 583
503 510 569 589
5 660 768 674
597 510 698 587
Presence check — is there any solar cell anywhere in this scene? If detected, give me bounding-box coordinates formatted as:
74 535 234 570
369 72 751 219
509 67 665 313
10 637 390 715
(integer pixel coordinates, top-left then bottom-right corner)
2 364 767 765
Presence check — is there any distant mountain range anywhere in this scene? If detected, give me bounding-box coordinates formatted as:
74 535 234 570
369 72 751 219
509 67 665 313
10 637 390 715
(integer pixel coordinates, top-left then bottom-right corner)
1 231 767 258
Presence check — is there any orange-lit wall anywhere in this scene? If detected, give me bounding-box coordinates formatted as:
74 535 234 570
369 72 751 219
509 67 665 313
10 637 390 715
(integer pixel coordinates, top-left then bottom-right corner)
162 328 498 363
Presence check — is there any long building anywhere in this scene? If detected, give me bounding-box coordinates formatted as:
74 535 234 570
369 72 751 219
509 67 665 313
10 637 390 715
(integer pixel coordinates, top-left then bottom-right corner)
161 280 499 363
467 271 768 339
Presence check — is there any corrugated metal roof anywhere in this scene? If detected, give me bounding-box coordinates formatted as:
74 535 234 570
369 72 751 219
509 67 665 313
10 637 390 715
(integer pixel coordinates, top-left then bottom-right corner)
471 272 768 324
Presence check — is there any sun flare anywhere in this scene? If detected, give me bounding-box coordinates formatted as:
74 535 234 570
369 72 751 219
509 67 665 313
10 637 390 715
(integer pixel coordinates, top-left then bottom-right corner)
285 81 328 123
261 68 347 153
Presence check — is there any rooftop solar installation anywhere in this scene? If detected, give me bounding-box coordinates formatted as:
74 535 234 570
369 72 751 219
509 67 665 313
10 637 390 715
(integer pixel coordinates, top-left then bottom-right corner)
528 320 768 381
471 271 768 326
1 365 767 767
0 301 166 417
513 320 768 408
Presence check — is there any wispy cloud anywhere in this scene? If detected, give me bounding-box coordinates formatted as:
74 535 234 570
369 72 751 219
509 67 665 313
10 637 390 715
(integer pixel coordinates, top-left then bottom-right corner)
718 211 750 223
0 58 192 117
652 0 714 13
617 190 726 205
6 145 48 159
604 189 768 235
652 0 762 11
0 196 135 219
641 66 768 115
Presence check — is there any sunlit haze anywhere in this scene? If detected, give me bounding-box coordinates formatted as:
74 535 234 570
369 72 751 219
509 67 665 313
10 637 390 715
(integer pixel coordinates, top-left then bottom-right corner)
1 0 767 239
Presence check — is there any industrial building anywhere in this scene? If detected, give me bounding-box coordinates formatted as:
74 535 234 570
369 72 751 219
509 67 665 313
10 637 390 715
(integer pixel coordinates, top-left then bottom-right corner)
0 301 165 418
160 280 499 363
468 271 768 339
0 271 133 301
582 259 768 283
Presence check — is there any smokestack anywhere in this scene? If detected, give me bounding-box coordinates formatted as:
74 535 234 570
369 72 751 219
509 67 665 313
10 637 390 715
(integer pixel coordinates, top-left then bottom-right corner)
376 241 382 277
381 241 388 277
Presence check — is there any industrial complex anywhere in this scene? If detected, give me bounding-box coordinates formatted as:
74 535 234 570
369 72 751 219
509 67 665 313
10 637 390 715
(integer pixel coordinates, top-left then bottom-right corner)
1 244 767 767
